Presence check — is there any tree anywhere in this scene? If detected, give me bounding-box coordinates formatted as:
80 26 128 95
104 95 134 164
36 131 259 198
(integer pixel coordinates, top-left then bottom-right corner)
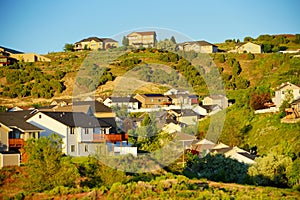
170 36 176 44
248 154 293 187
63 43 74 52
23 134 79 192
232 61 242 76
122 36 129 46
250 93 271 110
244 36 254 42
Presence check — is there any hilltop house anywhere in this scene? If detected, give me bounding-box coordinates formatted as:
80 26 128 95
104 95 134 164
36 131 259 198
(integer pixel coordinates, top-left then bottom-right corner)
134 94 171 108
236 42 262 54
273 82 300 108
202 94 228 109
176 40 218 53
127 31 156 48
167 109 200 126
74 37 119 51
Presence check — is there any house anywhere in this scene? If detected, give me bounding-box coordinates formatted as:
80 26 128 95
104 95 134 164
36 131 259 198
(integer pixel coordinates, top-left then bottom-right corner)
223 147 256 165
50 98 73 107
27 111 128 157
103 96 140 110
162 122 182 134
192 105 208 116
164 88 190 96
273 82 300 108
168 109 199 126
73 101 115 118
202 94 228 109
127 31 156 48
0 49 17 66
174 132 197 150
134 94 171 108
236 42 262 54
7 106 35 112
190 139 216 157
74 37 119 51
10 53 51 62
281 98 300 123
176 40 218 53
0 111 42 152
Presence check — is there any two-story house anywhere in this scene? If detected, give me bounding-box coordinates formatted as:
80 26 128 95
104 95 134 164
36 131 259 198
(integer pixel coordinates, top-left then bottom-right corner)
176 40 218 53
273 82 300 108
27 111 127 157
134 94 171 108
127 31 156 48
74 37 119 51
0 111 42 152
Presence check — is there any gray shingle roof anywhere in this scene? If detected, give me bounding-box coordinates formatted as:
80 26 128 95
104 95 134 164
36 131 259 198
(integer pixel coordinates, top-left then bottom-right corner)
0 111 43 131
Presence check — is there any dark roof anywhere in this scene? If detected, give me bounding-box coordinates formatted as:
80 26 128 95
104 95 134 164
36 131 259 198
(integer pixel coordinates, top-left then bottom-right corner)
238 152 256 161
73 101 112 113
99 117 117 133
41 112 100 128
0 46 24 54
170 109 198 116
292 97 300 105
143 94 166 97
0 111 43 131
111 97 139 103
211 147 232 154
100 38 118 43
201 105 220 112
76 37 103 43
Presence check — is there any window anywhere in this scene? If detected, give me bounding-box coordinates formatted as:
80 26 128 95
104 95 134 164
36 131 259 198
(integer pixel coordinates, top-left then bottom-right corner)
70 145 75 152
84 145 88 152
84 128 89 134
70 128 75 134
39 114 41 119
282 91 285 94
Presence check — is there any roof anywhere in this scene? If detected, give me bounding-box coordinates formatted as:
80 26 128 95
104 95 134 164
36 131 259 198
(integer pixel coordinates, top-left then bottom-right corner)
73 101 112 113
101 38 118 43
195 139 215 145
41 112 100 128
76 37 103 44
143 94 166 97
275 82 300 91
170 109 198 116
110 97 139 103
292 97 300 105
0 46 24 54
174 132 196 141
0 111 43 132
205 94 227 100
51 98 73 104
128 31 156 36
179 40 217 47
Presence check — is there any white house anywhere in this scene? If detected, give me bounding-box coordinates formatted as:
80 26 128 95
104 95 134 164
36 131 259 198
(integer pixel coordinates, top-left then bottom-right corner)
27 111 112 157
164 88 190 96
177 41 218 53
236 42 262 54
162 122 182 134
103 96 139 110
273 82 300 108
202 94 228 109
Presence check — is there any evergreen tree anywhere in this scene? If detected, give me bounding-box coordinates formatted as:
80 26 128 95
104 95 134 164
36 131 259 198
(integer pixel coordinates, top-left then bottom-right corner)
122 36 129 46
170 36 176 44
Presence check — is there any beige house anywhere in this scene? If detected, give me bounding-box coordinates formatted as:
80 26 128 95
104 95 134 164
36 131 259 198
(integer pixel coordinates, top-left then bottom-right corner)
203 94 228 109
134 94 170 108
168 109 199 126
236 42 262 54
273 82 300 108
127 31 156 48
74 37 119 51
177 40 218 53
10 53 51 62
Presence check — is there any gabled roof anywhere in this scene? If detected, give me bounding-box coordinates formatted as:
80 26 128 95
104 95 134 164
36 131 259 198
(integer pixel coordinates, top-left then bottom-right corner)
73 101 112 113
0 46 24 54
76 37 103 43
0 111 43 132
128 31 156 36
41 112 100 128
275 82 300 91
101 38 118 43
179 40 217 47
205 94 227 100
174 132 196 141
110 96 139 103
170 109 198 116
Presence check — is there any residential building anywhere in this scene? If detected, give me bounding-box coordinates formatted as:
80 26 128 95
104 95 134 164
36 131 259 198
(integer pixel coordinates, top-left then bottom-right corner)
273 82 300 108
103 96 140 110
176 40 218 53
164 88 190 96
281 98 300 123
27 111 127 157
10 53 51 62
134 94 171 108
168 109 199 126
127 31 156 48
162 122 182 134
202 94 228 109
74 37 119 51
236 42 262 54
0 111 42 152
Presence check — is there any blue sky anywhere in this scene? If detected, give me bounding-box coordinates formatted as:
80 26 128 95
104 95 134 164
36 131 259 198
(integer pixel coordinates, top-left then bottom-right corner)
1 0 299 54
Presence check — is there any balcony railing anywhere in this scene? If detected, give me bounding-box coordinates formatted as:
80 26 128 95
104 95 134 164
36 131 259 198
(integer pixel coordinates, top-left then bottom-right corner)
93 134 128 143
9 138 25 148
